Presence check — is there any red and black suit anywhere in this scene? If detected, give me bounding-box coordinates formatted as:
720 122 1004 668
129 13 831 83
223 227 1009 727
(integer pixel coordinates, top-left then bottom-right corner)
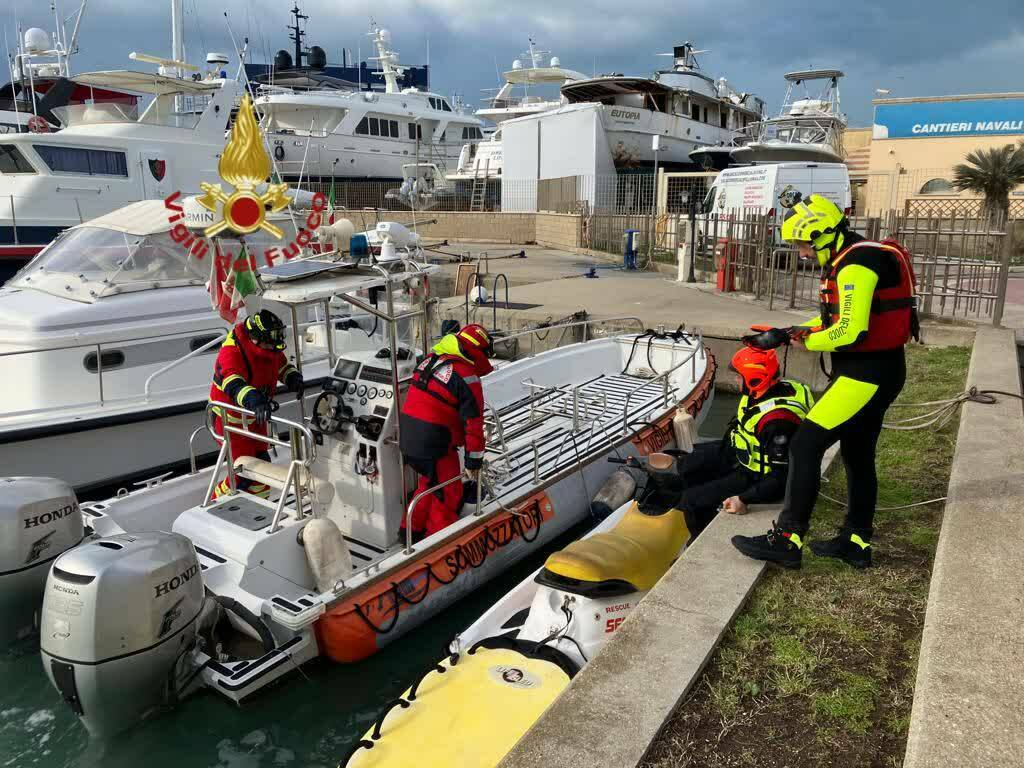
399 326 492 538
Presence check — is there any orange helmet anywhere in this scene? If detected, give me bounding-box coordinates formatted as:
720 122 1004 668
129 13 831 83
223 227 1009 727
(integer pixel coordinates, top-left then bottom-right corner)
730 346 780 399
456 324 494 375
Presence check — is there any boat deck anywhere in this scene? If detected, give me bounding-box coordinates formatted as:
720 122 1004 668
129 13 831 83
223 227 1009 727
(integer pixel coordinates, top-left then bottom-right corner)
484 371 678 501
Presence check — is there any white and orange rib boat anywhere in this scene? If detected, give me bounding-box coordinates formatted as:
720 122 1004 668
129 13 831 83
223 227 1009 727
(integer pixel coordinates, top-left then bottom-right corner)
6 256 715 737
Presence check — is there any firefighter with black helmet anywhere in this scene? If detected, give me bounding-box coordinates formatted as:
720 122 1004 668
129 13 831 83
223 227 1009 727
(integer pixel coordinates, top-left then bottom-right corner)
399 324 494 540
732 194 918 569
208 309 304 499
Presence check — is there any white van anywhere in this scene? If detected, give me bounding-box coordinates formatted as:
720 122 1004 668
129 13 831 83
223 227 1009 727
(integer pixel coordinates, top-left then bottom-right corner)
697 162 852 245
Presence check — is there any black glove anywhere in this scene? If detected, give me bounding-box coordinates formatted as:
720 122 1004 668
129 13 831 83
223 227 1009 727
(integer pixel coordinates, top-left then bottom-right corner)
741 327 792 350
286 370 305 399
241 389 272 426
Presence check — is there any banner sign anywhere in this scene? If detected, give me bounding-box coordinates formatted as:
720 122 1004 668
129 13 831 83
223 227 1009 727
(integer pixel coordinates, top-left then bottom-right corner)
873 98 1024 139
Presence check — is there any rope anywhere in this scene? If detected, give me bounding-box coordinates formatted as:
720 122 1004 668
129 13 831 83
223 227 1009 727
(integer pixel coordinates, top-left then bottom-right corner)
822 387 1023 510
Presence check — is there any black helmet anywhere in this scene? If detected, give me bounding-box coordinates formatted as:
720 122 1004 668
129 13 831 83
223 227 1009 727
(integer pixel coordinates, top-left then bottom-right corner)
245 309 287 350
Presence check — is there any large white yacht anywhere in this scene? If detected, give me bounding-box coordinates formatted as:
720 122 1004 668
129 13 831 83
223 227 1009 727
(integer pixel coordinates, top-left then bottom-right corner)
254 24 485 184
449 42 586 183
551 43 765 169
0 1 246 274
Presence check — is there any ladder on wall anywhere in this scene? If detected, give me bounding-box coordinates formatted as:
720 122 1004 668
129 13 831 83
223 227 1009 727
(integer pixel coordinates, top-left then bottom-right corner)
470 159 490 212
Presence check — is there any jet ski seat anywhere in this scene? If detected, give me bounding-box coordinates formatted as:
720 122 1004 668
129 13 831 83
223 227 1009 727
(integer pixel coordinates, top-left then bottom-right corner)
539 502 688 596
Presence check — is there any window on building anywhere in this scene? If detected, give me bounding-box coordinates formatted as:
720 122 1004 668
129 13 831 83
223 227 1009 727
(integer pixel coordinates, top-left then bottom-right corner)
368 117 379 136
34 145 127 176
920 178 955 195
690 103 700 122
0 144 35 173
356 117 369 135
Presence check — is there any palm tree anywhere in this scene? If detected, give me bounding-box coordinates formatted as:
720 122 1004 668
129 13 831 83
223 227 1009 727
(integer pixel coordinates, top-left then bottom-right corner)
952 143 1024 225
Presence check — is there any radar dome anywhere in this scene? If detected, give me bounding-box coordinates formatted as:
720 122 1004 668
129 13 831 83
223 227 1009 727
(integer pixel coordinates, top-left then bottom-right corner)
309 45 327 70
206 52 230 65
379 29 392 44
512 59 522 70
23 28 51 54
274 49 293 70
550 56 560 67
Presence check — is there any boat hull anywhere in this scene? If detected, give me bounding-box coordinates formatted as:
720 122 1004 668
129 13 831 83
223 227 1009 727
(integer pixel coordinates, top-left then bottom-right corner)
315 365 715 664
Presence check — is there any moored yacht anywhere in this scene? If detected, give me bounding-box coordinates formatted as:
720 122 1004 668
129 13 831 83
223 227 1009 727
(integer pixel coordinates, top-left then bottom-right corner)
254 19 485 184
727 69 847 165
0 0 249 273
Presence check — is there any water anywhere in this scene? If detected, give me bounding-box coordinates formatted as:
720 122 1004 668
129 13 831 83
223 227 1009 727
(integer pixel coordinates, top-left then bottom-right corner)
1 394 738 768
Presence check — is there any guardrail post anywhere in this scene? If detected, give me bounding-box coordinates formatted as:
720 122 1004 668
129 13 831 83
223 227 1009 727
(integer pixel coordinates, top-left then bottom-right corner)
992 230 1012 328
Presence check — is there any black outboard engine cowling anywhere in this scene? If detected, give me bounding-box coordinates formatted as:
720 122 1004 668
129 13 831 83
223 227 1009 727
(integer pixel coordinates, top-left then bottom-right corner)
40 532 203 737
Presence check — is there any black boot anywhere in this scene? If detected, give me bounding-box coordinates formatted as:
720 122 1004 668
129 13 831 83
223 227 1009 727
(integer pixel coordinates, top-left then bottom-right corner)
731 521 804 569
809 530 872 569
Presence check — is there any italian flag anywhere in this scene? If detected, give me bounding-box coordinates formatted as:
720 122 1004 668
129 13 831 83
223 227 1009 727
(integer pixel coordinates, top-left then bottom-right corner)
209 244 260 323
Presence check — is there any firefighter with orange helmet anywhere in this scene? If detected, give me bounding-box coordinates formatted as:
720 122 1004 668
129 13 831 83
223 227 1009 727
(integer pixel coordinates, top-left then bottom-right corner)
399 324 494 540
676 345 812 541
209 310 304 499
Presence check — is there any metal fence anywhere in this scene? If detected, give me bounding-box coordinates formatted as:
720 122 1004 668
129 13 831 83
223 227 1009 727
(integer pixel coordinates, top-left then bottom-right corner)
689 209 1012 324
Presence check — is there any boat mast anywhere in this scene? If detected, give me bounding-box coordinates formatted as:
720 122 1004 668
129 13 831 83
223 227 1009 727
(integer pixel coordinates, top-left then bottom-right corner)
170 0 184 79
288 2 307 70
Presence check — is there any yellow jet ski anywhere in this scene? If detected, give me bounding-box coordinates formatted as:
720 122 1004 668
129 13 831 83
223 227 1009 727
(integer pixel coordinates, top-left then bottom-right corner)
342 452 689 768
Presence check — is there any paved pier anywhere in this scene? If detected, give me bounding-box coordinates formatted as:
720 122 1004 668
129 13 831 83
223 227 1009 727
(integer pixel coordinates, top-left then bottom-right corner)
903 326 1024 768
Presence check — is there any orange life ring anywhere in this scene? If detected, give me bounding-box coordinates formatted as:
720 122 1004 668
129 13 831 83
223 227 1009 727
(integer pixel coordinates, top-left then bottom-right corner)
27 115 50 134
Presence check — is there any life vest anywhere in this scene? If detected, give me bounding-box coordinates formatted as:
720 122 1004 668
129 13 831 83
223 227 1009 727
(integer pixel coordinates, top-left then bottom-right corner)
819 238 918 353
730 380 813 475
399 337 485 462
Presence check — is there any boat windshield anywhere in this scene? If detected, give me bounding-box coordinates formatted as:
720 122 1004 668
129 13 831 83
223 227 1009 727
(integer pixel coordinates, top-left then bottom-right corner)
51 103 139 128
10 226 207 301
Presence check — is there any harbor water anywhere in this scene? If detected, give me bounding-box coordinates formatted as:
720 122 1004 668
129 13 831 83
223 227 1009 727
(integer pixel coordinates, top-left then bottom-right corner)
1 393 738 768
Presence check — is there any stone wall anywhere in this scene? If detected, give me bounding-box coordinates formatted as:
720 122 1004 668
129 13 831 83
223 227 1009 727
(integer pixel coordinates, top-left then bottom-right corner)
335 211 585 248
534 213 583 250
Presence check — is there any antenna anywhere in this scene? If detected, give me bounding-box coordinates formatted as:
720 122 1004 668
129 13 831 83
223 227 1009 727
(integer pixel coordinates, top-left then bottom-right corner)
288 2 308 70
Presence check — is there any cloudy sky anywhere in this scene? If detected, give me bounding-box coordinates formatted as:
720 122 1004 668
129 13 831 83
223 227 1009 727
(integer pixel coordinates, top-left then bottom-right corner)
5 0 1022 125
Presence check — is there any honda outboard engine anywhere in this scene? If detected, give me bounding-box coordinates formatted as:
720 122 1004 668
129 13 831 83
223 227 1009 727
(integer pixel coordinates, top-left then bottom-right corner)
0 477 82 645
40 532 203 737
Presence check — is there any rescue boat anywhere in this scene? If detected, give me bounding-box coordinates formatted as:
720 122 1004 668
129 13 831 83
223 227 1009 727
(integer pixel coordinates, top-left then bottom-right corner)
342 451 691 768
4 256 714 736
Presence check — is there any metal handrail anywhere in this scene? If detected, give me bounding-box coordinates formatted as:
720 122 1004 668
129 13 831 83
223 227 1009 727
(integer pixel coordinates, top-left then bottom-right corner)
493 316 646 353
203 401 318 465
404 473 467 554
144 332 227 400
621 340 705 431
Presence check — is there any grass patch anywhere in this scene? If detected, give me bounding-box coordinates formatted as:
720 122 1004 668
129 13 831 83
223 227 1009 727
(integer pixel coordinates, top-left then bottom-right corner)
643 344 971 768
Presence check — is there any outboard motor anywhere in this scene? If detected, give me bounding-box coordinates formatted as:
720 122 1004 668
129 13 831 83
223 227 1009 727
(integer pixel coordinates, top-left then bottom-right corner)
40 532 203 737
0 477 82 645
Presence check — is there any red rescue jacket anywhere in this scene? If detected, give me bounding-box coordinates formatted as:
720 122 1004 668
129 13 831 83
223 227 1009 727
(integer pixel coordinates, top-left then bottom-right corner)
399 342 486 469
209 324 295 456
819 236 917 353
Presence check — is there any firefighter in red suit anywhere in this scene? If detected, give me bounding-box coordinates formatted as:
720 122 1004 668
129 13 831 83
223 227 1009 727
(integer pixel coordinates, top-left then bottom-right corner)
399 324 494 540
209 310 304 498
